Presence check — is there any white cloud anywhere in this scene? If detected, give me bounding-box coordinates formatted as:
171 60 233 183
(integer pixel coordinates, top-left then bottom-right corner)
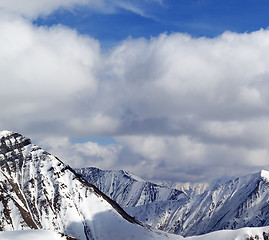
2 6 269 182
201 121 244 139
39 137 121 169
0 14 100 135
238 86 263 107
71 21 269 182
116 135 167 160
107 30 269 115
111 134 269 182
67 113 120 136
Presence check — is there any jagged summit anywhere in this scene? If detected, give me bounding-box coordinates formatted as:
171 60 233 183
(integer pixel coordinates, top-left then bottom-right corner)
0 131 172 240
0 131 35 145
0 130 14 138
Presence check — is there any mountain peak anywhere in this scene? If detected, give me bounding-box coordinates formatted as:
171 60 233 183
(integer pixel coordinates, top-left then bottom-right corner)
0 131 155 240
260 169 269 182
0 130 14 138
0 131 32 158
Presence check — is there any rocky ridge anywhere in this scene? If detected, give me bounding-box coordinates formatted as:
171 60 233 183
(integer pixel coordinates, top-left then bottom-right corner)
0 131 172 240
76 167 186 208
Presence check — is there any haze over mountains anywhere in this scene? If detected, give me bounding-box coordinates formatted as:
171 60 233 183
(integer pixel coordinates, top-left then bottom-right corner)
1 130 269 240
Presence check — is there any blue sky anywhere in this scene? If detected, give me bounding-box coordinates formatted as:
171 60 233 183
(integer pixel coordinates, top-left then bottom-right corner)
34 0 269 46
2 0 269 183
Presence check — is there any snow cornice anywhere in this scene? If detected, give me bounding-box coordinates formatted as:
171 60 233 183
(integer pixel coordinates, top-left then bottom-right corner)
261 170 269 182
0 130 14 138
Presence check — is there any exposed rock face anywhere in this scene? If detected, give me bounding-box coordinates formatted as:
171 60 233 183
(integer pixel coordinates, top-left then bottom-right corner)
0 131 146 240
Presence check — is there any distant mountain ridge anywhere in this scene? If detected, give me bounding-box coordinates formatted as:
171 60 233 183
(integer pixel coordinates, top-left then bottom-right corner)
75 167 186 208
77 166 269 237
126 170 269 236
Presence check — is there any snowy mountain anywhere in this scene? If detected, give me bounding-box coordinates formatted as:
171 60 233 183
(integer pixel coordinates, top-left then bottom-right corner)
0 130 183 240
126 170 269 237
2 130 269 240
0 230 78 240
75 167 186 207
76 166 269 237
185 226 269 240
3 226 269 240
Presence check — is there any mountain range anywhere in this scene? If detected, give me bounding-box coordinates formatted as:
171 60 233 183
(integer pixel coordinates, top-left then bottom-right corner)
1 130 269 240
77 167 269 237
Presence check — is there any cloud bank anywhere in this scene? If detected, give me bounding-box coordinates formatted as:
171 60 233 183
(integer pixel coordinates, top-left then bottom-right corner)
1 3 269 182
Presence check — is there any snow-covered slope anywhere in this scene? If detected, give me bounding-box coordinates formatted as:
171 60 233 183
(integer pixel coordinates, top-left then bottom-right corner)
0 230 77 240
3 224 269 240
127 170 269 237
0 131 183 240
186 226 269 240
76 167 186 207
157 181 209 197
